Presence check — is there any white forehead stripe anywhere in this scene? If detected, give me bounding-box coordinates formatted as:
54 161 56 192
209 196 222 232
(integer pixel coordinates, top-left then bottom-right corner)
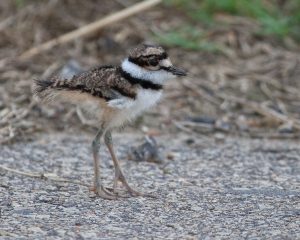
121 58 174 84
160 59 172 67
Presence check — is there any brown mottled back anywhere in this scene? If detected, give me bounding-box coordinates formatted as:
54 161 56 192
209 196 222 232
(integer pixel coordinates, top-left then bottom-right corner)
34 66 138 102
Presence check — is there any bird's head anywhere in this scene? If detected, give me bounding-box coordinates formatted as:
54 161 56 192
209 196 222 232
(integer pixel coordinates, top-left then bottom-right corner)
121 44 187 84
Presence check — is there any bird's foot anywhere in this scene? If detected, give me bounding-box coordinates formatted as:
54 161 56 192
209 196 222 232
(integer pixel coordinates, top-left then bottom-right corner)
90 185 117 200
113 171 157 198
90 185 134 199
114 184 157 199
90 184 156 199
96 186 117 200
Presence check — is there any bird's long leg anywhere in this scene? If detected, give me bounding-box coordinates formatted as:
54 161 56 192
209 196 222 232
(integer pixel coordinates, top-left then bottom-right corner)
92 128 116 200
104 131 143 197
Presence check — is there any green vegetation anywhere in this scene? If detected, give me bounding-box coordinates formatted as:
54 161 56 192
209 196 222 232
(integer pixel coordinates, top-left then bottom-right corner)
160 0 300 50
14 0 26 8
156 27 223 53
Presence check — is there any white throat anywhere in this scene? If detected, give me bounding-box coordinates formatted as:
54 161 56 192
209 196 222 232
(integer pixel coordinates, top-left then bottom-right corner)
121 58 174 84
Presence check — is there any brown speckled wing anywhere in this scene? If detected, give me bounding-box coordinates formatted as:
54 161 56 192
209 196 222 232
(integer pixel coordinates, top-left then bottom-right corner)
35 66 137 102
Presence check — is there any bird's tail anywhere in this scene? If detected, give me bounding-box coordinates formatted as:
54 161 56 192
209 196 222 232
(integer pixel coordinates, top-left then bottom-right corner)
33 78 60 102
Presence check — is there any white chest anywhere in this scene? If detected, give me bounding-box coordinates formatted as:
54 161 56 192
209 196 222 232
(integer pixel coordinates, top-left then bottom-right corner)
132 89 163 113
108 89 162 128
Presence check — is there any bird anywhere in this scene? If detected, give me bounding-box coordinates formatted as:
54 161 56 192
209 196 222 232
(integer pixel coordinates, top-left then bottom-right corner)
33 44 187 199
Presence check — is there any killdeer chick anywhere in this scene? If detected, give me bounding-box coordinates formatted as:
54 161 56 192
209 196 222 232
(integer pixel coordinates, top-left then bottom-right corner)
34 44 187 199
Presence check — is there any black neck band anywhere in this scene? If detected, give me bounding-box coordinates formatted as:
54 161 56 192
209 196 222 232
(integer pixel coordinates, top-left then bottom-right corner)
119 67 163 91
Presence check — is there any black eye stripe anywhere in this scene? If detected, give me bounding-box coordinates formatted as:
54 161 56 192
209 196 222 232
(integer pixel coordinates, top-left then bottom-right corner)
149 58 159 66
128 57 147 66
141 52 168 60
161 52 168 59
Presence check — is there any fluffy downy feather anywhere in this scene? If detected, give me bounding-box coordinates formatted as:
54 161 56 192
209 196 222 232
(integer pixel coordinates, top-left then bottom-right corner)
107 88 163 129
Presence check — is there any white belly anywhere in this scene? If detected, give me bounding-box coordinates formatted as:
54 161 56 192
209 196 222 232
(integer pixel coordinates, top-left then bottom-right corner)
107 89 163 128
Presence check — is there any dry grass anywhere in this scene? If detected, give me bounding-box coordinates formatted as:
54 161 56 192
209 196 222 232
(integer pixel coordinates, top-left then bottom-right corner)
0 0 300 144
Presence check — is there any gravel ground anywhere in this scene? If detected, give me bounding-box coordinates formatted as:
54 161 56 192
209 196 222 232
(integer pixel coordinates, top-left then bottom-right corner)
0 132 299 239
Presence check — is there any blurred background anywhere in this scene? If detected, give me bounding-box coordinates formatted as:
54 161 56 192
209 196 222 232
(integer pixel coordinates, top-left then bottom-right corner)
0 0 300 144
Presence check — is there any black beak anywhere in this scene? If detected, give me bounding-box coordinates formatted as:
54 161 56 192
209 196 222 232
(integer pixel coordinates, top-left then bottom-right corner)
164 66 187 76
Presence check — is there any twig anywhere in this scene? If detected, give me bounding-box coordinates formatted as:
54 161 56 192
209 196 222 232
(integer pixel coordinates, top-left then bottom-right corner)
218 94 300 130
173 121 206 138
249 74 300 100
18 0 162 61
186 77 300 131
0 164 91 188
182 78 220 106
177 121 214 131
173 121 195 134
247 131 300 139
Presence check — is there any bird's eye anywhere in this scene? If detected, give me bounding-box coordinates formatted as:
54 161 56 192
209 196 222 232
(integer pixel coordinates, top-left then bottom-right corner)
149 58 159 66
